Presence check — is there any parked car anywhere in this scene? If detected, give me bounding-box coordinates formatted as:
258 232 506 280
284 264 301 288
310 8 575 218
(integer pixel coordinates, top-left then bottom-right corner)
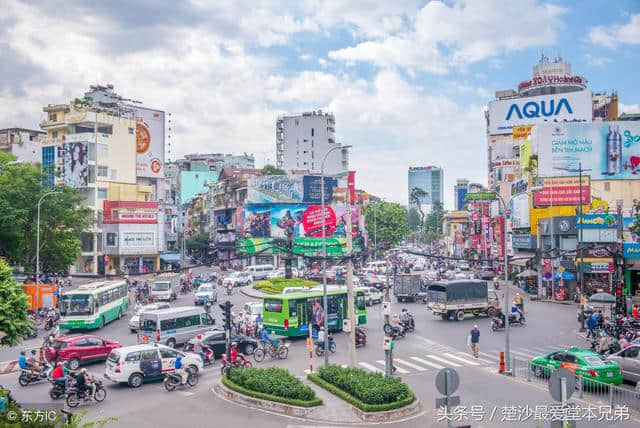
128 302 171 333
194 283 218 305
363 287 383 306
46 334 121 370
222 271 253 288
530 348 623 386
104 344 203 388
607 344 640 383
184 329 259 356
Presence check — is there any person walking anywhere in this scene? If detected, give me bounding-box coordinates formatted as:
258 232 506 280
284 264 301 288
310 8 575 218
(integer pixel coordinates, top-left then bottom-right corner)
632 304 639 320
469 325 480 358
586 311 597 340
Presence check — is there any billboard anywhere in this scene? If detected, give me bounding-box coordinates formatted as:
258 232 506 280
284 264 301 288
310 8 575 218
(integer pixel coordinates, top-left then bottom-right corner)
62 142 88 187
488 91 592 134
509 193 530 228
242 204 363 239
537 122 640 179
302 176 333 204
247 175 303 203
533 176 591 207
237 237 363 256
135 107 165 178
456 187 468 210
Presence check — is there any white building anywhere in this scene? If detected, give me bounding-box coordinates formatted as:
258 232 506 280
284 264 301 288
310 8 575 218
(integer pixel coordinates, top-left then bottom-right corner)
0 128 45 164
276 111 348 175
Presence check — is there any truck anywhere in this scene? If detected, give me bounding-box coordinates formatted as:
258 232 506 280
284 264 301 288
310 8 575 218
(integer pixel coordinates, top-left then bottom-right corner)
393 274 423 302
426 280 499 321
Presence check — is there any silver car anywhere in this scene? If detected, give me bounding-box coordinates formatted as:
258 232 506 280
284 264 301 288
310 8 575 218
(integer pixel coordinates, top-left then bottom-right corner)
128 302 171 332
194 283 218 305
608 344 640 383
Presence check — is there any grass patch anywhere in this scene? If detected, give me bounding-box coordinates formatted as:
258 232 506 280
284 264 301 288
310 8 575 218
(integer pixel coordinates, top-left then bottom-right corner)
254 277 318 294
223 374 322 408
308 366 415 413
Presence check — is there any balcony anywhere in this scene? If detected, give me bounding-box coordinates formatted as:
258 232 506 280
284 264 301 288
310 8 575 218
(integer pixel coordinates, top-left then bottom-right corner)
66 132 111 145
39 119 66 129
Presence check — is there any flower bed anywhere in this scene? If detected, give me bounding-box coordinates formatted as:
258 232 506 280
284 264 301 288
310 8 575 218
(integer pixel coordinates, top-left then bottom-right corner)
308 365 415 412
254 277 318 294
225 367 322 407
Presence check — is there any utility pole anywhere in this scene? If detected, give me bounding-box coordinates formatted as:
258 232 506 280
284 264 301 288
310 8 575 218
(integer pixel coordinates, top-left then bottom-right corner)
536 218 543 300
616 200 625 315
346 191 356 368
384 255 392 376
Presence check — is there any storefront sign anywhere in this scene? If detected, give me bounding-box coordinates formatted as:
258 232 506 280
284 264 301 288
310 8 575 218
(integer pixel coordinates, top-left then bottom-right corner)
119 211 157 222
512 235 535 249
123 232 155 246
624 243 640 258
465 192 497 201
579 262 613 274
582 245 616 258
518 75 587 93
533 176 590 207
512 125 534 140
576 214 618 229
491 158 520 168
540 216 576 235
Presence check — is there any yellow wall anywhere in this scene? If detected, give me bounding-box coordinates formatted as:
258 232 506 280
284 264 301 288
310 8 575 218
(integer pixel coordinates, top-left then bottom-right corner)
108 183 152 201
95 112 136 185
591 180 640 210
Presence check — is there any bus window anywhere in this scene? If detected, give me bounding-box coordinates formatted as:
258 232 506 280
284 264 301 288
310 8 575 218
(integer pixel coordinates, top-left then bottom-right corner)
356 294 366 310
59 294 93 316
264 299 282 313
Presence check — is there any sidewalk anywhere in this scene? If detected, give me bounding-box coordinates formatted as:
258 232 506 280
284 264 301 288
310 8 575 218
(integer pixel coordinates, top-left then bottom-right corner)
300 377 362 424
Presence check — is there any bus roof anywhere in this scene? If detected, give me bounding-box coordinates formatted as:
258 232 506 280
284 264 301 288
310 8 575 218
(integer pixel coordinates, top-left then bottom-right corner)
63 280 127 295
265 288 361 300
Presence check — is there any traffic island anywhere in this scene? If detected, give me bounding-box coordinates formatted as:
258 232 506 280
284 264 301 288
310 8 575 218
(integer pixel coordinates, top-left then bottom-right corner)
215 367 322 417
308 365 420 422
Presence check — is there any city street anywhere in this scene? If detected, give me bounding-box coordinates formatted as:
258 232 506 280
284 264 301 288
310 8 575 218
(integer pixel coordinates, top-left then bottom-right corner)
1 268 637 427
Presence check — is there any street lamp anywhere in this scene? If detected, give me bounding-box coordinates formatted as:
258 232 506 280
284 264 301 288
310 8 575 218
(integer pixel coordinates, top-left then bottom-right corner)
321 144 352 367
36 190 62 311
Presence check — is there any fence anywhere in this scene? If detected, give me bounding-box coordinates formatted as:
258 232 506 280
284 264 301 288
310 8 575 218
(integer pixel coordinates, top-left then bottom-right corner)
510 357 640 414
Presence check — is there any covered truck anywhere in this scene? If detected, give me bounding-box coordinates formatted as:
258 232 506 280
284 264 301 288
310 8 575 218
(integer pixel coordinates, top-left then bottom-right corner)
393 274 423 302
427 280 498 321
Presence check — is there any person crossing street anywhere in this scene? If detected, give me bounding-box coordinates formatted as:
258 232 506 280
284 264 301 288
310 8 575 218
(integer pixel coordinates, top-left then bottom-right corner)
469 325 480 358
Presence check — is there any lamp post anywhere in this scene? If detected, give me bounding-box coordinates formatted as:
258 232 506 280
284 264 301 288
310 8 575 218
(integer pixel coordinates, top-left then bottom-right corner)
321 144 351 367
36 190 61 312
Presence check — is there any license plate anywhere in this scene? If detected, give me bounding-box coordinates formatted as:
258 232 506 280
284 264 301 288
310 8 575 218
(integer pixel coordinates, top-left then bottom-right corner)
607 372 613 377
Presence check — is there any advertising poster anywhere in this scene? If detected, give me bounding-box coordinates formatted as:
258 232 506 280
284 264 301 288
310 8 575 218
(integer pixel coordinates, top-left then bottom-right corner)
533 176 591 206
537 122 640 179
488 91 592 134
247 175 303 203
302 176 332 204
243 204 363 239
134 107 165 178
63 142 88 187
237 237 362 256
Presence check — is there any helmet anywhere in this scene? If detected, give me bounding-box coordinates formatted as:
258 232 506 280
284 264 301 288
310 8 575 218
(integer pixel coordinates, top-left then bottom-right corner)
402 308 407 312
80 368 87 373
20 350 25 356
176 355 182 360
231 342 238 347
31 349 37 355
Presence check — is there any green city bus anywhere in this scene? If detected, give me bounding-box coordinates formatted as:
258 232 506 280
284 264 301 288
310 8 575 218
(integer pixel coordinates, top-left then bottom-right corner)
262 288 367 337
58 280 129 330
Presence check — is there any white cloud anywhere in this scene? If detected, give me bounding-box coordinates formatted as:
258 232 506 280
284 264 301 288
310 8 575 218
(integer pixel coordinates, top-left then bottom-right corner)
329 0 567 72
589 14 640 48
583 53 612 67
619 102 640 114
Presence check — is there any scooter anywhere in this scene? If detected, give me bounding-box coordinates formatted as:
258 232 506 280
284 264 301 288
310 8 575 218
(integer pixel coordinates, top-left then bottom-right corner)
219 354 252 375
491 314 526 331
201 348 215 367
383 323 406 339
204 300 212 315
18 364 53 386
164 370 198 391
23 327 38 340
400 315 415 333
65 378 107 407
315 335 336 356
355 327 367 348
50 371 78 400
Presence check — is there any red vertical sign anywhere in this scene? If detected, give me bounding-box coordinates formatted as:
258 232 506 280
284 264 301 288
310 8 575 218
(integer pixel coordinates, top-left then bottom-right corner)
347 171 356 203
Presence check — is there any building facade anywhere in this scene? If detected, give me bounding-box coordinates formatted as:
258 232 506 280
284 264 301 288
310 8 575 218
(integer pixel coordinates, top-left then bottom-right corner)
408 166 443 213
276 111 348 175
0 128 45 164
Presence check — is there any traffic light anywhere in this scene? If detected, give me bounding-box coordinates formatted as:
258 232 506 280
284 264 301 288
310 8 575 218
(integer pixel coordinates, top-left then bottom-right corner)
616 282 623 296
219 301 233 331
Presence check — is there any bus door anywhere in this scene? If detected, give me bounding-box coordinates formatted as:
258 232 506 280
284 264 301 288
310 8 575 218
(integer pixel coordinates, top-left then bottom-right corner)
295 300 309 335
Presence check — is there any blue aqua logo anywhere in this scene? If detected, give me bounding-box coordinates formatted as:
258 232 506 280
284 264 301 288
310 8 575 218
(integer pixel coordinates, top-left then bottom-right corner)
623 130 640 148
505 98 573 120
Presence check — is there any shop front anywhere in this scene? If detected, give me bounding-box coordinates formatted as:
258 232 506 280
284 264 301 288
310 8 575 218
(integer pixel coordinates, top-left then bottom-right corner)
625 244 640 308
102 223 161 275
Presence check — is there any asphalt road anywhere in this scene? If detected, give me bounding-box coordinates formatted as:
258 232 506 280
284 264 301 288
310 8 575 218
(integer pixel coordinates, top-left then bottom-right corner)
1 268 638 427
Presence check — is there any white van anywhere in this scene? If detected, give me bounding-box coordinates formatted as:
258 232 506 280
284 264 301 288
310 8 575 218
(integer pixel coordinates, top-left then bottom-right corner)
138 306 215 348
104 343 203 388
245 264 274 280
366 261 387 273
150 274 179 301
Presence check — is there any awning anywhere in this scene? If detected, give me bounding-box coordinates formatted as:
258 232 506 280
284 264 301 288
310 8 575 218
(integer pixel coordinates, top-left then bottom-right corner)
159 253 181 263
510 252 535 267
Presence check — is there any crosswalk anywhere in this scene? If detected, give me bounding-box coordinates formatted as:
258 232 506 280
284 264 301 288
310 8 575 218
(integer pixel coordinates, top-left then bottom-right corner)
354 342 579 375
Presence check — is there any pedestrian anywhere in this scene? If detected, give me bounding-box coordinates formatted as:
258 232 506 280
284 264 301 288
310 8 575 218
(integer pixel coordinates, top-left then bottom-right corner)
632 304 639 320
586 311 597 339
469 325 480 358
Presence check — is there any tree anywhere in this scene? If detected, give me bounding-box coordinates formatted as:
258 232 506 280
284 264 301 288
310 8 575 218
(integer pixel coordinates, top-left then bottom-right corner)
0 259 32 346
424 202 445 243
629 199 640 237
187 232 210 260
362 201 408 247
262 164 286 175
409 187 427 228
0 154 94 274
407 208 421 232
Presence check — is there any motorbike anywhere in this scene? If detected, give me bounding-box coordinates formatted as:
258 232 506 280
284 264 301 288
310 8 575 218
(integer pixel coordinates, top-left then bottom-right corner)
65 378 107 407
219 354 252 375
383 323 406 339
44 317 57 332
226 286 233 296
180 283 190 295
355 327 367 348
491 314 526 331
23 327 38 340
204 300 212 314
164 370 198 391
315 335 336 356
400 315 415 333
201 348 215 367
50 373 76 400
18 364 53 386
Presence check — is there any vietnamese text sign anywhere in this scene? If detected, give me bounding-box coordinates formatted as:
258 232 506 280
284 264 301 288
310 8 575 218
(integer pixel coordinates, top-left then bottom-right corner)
465 192 497 201
533 176 590 207
302 176 333 204
513 125 534 140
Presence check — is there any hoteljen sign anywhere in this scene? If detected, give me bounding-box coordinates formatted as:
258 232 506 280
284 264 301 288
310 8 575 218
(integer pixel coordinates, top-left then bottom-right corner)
518 75 586 93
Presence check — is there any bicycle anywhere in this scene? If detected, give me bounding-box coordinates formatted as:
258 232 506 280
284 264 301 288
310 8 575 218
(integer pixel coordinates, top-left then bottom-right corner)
253 340 289 362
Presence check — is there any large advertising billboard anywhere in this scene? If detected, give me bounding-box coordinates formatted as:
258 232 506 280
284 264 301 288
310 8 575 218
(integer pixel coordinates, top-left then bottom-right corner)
488 91 592 134
532 176 591 207
247 175 333 204
242 204 363 239
537 122 640 179
63 142 88 187
135 107 165 178
237 237 363 256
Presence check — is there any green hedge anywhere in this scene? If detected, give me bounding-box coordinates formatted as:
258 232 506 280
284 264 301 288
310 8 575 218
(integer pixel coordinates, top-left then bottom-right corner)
308 373 415 413
228 367 320 403
254 277 318 294
223 375 322 408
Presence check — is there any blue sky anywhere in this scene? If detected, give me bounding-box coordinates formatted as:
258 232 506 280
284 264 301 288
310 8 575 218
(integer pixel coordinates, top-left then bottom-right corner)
1 0 639 209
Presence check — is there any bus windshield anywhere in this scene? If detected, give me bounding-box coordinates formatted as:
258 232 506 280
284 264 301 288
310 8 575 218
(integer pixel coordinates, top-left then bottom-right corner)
59 294 94 316
152 282 171 291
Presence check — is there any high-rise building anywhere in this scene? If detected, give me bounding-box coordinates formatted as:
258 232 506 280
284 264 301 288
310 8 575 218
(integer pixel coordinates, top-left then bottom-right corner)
453 179 469 211
0 128 45 164
408 166 443 212
276 111 348 175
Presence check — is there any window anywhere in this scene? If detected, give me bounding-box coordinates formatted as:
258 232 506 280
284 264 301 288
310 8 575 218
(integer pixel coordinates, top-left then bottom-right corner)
81 233 94 252
141 350 159 361
86 337 103 346
49 113 57 121
125 351 141 362
311 162 314 170
201 313 214 325
88 165 96 184
159 348 178 359
621 347 640 359
97 188 108 199
74 339 89 347
97 144 108 159
295 119 299 126
51 131 58 139
97 166 108 177
311 141 314 148
106 233 117 246
604 182 610 191
264 299 282 313
311 128 314 137
160 318 176 331
110 169 117 179
128 127 134 134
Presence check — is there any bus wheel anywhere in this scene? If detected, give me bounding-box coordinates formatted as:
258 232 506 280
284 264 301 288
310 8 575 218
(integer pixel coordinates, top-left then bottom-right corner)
167 338 176 348
99 316 105 328
455 311 465 322
117 309 122 319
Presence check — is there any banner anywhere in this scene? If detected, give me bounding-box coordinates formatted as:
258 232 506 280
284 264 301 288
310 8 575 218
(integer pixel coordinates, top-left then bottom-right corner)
513 125 534 140
237 237 363 256
537 122 640 179
301 176 332 204
248 176 303 203
63 142 88 187
135 107 164 178
533 176 590 207
347 171 356 203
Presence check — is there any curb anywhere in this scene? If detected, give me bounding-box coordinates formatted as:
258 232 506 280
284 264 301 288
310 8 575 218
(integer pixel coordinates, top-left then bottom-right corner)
0 360 19 374
239 287 270 299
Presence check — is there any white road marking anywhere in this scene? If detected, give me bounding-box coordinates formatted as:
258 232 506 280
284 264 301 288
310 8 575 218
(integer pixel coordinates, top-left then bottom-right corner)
478 351 499 361
393 358 427 371
410 357 444 370
529 346 551 353
509 349 537 359
443 353 480 366
453 352 492 364
358 362 383 373
376 360 408 374
425 355 462 367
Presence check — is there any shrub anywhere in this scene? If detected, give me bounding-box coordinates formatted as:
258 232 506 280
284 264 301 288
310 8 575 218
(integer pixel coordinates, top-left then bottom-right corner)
222 376 322 408
254 277 318 294
228 367 317 402
317 365 411 405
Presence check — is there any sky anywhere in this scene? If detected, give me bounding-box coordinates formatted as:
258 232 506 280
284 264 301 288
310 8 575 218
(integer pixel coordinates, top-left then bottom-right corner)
2 0 640 210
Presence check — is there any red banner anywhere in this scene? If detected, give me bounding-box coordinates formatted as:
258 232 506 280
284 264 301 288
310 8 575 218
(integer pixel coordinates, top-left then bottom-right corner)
347 171 355 203
301 205 337 237
534 186 590 206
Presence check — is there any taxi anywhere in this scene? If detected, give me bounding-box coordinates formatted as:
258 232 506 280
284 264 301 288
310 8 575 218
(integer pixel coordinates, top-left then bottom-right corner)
529 347 623 386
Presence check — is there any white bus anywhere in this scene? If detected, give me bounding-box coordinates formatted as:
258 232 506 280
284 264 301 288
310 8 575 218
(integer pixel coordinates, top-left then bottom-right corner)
58 280 129 330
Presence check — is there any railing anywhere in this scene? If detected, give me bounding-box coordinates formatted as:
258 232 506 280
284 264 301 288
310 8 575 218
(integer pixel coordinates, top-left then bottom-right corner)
512 358 640 414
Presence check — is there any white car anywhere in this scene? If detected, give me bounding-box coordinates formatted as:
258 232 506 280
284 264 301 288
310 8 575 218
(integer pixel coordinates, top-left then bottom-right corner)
364 287 383 306
128 302 171 332
267 268 299 279
104 344 203 388
222 271 253 288
194 283 218 305
243 302 263 324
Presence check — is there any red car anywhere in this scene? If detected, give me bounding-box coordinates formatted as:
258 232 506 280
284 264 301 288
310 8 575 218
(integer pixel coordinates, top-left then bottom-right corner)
46 335 121 370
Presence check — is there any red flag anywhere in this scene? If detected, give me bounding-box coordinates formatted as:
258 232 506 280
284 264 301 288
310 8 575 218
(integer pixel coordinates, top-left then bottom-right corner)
348 171 355 203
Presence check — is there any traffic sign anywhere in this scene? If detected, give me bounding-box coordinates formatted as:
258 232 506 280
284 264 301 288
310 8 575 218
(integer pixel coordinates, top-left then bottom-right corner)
465 192 497 201
435 395 460 408
435 368 460 396
548 368 575 402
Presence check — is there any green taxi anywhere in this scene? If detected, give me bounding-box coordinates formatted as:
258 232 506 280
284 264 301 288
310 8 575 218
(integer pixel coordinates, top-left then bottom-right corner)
529 347 623 386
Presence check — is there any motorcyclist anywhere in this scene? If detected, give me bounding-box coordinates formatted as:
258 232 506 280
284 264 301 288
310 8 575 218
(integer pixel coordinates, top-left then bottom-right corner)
495 307 506 328
51 361 67 389
400 308 414 329
18 351 28 371
27 349 43 375
174 355 187 385
510 303 523 322
513 293 523 313
230 342 239 365
315 327 326 349
75 368 93 398
391 314 404 335
261 328 272 349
